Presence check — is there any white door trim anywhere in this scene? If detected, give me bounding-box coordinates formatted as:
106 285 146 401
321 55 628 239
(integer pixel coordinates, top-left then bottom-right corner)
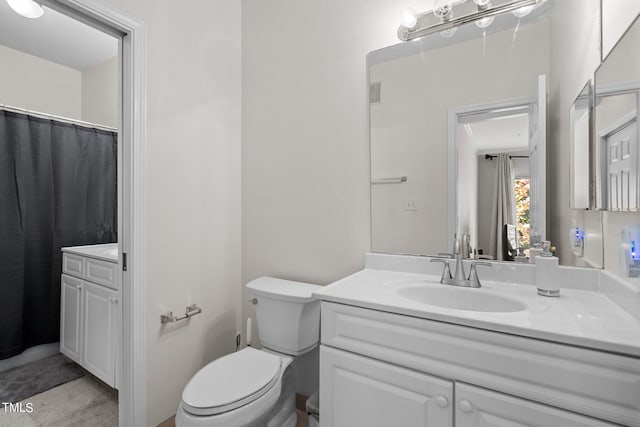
43 1 147 426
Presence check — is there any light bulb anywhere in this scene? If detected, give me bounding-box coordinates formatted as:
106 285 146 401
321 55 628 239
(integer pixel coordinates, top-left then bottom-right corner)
401 7 418 29
6 0 44 18
433 1 453 21
475 15 494 28
512 5 534 18
440 27 457 38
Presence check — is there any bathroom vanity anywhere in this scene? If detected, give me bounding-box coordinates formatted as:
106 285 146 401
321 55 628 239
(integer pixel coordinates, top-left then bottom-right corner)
315 254 640 427
60 243 119 388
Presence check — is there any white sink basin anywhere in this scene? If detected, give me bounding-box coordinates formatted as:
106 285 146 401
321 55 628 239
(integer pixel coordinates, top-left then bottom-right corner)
396 285 527 313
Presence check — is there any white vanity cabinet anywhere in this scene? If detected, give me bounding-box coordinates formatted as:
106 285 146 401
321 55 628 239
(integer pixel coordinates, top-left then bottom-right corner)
320 302 639 427
321 346 453 426
60 247 119 389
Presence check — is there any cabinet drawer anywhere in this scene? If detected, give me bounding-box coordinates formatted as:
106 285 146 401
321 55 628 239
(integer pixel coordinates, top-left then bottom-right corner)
62 253 84 278
455 383 616 427
86 258 118 290
321 302 640 427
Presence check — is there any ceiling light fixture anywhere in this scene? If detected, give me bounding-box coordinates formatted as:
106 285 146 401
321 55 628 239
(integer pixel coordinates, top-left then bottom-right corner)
6 0 44 18
397 0 543 41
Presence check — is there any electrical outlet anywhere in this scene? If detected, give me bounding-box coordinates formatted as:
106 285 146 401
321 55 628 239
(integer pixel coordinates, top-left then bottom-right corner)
405 200 417 211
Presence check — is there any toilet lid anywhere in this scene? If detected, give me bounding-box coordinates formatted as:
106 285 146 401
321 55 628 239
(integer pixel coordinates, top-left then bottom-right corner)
182 347 282 416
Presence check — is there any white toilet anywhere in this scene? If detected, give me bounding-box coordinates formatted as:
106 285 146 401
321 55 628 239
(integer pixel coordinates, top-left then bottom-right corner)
176 277 322 427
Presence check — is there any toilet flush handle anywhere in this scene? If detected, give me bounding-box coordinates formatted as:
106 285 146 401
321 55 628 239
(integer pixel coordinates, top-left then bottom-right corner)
249 298 258 305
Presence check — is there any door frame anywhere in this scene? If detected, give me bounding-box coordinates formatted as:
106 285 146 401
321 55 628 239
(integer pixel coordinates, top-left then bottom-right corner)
41 1 147 426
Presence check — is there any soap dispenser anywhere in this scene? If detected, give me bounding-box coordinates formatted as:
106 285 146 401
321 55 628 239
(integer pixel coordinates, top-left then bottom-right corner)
535 241 560 297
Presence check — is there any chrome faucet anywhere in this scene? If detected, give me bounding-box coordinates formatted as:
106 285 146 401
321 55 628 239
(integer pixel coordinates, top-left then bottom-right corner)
430 236 492 288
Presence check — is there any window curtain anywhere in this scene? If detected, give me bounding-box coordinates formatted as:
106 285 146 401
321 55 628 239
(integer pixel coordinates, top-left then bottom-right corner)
0 110 117 360
489 154 516 260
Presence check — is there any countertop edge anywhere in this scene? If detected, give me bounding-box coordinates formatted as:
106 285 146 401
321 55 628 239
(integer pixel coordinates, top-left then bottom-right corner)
316 294 640 359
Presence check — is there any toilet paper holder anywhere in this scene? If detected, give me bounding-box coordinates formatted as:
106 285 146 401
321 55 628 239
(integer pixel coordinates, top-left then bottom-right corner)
161 304 202 324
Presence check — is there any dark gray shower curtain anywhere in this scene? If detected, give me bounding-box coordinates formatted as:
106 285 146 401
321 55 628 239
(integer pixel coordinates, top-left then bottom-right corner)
0 110 117 360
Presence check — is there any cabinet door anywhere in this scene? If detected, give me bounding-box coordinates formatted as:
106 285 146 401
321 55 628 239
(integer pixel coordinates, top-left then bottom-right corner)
82 281 117 387
320 346 453 427
455 383 617 427
60 274 83 363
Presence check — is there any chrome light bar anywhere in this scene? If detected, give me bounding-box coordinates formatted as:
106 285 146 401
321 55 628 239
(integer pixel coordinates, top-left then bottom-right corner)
398 0 544 41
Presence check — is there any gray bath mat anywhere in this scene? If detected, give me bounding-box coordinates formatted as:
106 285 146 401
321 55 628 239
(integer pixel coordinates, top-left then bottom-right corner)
0 353 84 403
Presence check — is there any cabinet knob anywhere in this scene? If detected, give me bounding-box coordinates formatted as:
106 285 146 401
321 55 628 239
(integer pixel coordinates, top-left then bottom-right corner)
435 395 449 408
109 297 119 304
76 285 82 290
459 399 473 413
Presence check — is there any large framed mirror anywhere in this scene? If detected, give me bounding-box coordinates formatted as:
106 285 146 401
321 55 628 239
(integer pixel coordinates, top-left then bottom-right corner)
369 1 551 261
594 13 640 211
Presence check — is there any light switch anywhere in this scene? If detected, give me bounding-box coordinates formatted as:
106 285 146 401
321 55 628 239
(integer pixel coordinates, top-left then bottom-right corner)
405 200 417 211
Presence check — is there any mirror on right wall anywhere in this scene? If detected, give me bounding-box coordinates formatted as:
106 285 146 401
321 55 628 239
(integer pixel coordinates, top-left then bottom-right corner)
594 14 640 211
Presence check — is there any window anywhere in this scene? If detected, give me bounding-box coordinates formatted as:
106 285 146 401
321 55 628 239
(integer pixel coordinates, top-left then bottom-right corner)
514 178 530 249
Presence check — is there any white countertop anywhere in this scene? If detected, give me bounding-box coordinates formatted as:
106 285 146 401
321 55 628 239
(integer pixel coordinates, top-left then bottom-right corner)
62 243 118 263
314 268 640 357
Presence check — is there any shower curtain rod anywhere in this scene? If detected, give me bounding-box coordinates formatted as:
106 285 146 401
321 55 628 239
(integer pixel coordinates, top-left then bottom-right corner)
0 104 118 133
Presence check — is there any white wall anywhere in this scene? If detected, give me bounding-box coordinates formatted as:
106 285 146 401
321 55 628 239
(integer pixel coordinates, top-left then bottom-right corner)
96 1 242 425
241 0 411 345
82 57 118 128
0 44 82 119
548 0 602 266
457 125 478 252
602 0 640 59
369 21 549 255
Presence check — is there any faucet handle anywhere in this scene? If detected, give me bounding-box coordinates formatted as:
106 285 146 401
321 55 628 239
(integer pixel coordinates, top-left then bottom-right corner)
467 261 492 287
430 257 452 281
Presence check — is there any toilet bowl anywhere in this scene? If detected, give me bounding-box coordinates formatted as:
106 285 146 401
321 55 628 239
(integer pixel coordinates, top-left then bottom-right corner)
176 277 322 427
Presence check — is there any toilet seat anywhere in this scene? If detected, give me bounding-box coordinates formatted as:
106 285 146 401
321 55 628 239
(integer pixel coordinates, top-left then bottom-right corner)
181 347 282 416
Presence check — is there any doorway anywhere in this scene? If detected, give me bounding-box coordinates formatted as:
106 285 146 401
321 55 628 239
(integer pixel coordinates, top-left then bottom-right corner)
0 1 145 425
450 97 541 261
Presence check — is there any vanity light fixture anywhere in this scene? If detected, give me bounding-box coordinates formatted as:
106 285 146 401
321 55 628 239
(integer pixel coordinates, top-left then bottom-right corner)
401 7 418 30
398 0 544 41
6 0 44 18
512 4 535 17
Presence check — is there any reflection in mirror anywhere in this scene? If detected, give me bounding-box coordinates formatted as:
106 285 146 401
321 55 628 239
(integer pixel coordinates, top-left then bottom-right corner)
456 102 535 261
570 82 592 210
595 14 640 211
369 1 550 261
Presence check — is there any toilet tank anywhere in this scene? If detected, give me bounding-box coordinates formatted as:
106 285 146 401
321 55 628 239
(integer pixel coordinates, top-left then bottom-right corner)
247 277 323 356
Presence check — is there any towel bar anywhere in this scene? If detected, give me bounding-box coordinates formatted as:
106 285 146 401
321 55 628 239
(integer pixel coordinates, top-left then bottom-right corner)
371 176 407 184
161 304 202 324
